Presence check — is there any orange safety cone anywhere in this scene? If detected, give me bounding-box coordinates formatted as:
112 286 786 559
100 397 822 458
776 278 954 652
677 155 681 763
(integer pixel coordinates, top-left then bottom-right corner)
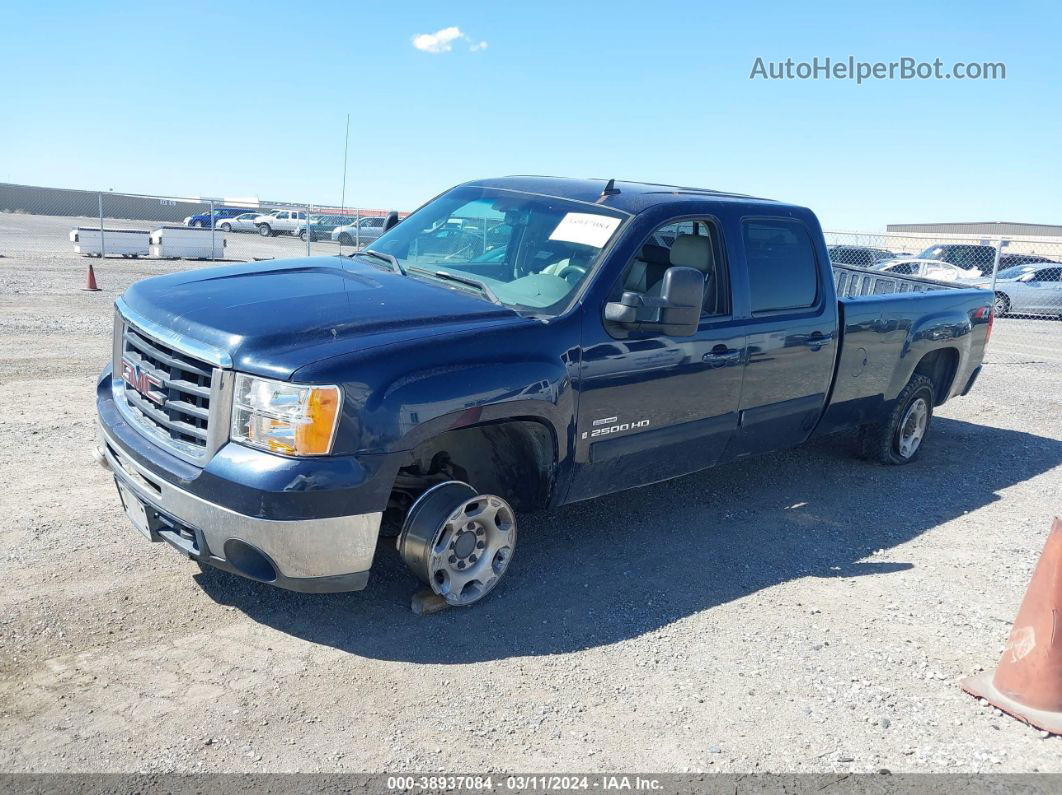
962 516 1062 734
83 262 101 292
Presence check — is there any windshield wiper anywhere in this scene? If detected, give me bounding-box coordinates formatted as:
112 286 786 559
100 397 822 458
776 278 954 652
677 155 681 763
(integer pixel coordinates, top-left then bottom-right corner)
406 266 502 305
350 248 405 275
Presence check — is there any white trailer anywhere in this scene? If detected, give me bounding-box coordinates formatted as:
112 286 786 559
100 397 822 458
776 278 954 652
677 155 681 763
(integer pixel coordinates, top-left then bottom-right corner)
149 226 226 260
69 227 150 258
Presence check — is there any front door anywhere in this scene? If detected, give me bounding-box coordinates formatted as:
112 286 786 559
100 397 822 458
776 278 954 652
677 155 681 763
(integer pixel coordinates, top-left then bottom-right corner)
568 219 747 502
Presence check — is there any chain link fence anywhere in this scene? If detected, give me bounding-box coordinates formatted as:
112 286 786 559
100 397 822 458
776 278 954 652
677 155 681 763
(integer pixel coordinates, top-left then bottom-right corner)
825 230 1062 366
0 182 405 266
1 181 1057 367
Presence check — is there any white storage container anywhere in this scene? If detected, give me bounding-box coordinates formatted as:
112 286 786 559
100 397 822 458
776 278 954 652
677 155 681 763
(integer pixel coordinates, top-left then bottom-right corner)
149 226 226 259
69 227 150 258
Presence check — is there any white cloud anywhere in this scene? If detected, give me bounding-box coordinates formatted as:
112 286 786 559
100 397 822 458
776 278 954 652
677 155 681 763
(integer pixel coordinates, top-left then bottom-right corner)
411 26 488 54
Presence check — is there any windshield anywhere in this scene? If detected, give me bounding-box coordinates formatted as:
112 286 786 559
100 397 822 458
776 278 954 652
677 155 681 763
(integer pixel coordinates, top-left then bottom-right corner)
368 186 627 315
995 265 1036 279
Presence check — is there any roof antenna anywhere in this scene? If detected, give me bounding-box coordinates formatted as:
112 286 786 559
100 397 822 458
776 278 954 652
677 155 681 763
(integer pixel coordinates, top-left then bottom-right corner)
599 178 621 197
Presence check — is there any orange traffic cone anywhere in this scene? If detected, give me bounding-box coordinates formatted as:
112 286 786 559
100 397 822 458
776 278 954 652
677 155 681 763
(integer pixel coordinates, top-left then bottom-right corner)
962 517 1062 734
83 262 101 292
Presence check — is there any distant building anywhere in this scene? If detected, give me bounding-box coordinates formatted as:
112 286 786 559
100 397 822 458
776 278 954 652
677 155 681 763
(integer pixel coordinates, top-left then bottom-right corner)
884 222 1062 257
888 221 1062 238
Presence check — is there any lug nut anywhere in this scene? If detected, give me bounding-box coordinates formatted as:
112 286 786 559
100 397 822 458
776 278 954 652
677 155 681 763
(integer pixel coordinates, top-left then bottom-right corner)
449 555 457 564
476 541 485 549
469 554 477 563
457 561 465 569
476 528 485 536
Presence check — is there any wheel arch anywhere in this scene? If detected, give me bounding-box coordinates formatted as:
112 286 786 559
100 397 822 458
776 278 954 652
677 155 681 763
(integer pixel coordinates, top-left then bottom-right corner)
911 346 960 406
391 416 559 515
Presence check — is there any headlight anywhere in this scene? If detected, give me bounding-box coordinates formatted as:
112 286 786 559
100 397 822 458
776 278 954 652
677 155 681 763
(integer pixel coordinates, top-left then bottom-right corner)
230 374 342 456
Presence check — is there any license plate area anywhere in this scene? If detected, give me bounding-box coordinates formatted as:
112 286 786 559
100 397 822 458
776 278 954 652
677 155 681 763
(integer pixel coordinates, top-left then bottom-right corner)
115 478 152 539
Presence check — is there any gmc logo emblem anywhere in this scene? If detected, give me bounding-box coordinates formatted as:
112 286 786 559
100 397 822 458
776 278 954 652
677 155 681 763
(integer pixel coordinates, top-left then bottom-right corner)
121 358 166 406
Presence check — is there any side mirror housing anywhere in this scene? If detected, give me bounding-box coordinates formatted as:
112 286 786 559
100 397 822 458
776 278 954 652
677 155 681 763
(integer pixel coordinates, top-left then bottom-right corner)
382 211 400 232
604 266 704 337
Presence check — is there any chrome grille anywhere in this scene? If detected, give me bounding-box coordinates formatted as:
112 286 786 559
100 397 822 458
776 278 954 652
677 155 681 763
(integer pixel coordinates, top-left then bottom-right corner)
116 318 219 462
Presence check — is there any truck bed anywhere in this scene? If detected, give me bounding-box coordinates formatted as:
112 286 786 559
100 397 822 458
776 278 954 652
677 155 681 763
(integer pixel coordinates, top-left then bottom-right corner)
832 263 960 298
815 265 992 436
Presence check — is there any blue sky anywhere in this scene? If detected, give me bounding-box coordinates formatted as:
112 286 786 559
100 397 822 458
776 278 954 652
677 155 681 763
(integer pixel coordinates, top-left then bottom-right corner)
1 0 1059 230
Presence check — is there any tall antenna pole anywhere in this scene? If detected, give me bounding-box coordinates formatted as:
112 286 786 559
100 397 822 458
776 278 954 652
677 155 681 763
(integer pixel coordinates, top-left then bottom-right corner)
340 113 350 215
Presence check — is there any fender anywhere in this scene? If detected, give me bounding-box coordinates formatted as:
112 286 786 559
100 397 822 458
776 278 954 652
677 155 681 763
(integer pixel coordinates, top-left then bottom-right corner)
376 359 574 458
885 302 974 401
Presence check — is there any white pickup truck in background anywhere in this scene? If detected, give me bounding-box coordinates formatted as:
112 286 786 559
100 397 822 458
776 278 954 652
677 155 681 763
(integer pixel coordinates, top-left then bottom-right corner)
254 210 307 237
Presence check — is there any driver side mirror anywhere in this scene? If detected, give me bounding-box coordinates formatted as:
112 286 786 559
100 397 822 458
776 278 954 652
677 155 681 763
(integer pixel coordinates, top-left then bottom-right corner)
382 211 400 232
604 266 704 337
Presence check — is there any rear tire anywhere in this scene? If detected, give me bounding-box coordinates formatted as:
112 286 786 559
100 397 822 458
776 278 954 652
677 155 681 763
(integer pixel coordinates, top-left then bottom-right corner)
338 233 354 246
858 374 935 465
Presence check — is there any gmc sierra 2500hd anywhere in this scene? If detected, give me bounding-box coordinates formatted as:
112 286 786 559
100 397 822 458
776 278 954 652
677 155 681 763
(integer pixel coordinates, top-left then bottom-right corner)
95 176 993 606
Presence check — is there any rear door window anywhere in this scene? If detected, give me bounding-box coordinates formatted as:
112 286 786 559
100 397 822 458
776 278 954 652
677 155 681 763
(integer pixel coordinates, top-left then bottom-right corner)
742 219 819 313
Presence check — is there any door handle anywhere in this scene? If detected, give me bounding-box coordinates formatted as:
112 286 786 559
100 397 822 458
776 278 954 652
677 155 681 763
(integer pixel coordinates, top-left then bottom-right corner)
804 335 833 350
703 346 742 366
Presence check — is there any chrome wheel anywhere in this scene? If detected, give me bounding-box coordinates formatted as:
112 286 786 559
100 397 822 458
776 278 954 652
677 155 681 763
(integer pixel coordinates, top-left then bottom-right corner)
398 481 517 606
897 397 928 458
994 293 1009 316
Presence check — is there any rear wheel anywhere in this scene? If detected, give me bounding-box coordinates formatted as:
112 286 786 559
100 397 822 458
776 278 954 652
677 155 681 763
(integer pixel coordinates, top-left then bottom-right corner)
397 481 517 606
858 374 935 465
338 232 354 246
994 292 1010 317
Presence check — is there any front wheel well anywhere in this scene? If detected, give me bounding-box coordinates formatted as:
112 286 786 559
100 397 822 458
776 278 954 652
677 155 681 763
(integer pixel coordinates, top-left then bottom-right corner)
388 419 557 520
913 347 959 406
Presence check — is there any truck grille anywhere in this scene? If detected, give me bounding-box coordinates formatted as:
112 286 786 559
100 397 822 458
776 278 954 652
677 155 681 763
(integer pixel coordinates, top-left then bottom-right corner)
118 320 216 460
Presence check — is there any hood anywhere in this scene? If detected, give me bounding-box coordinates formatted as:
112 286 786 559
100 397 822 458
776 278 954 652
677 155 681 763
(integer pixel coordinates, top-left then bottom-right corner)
120 256 524 379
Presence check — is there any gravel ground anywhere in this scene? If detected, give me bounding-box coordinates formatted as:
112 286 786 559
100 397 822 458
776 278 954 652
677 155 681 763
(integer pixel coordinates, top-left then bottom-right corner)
1 213 1061 774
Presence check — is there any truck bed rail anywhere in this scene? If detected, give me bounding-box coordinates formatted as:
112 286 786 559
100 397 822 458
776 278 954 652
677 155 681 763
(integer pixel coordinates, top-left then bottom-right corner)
832 264 961 299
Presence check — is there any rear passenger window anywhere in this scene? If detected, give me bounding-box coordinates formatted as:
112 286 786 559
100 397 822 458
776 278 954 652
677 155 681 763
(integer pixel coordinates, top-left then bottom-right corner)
743 219 819 313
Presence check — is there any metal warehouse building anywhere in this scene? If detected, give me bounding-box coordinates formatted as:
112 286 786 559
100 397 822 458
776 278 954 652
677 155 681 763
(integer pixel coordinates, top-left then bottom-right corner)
887 221 1062 238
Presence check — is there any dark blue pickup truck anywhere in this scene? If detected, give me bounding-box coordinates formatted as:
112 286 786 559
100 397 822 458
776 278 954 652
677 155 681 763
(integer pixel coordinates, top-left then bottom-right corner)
96 176 993 606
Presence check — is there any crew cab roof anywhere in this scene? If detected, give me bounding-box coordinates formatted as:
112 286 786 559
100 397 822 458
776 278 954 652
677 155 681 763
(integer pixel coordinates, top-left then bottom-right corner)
463 175 786 215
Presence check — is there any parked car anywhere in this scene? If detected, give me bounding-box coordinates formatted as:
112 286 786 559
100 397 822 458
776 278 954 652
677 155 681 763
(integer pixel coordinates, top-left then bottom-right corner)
997 253 1058 268
827 245 897 268
295 214 357 242
877 258 981 283
254 209 307 237
331 216 386 246
183 206 257 229
95 176 992 606
217 212 264 233
914 244 998 277
972 265 1062 318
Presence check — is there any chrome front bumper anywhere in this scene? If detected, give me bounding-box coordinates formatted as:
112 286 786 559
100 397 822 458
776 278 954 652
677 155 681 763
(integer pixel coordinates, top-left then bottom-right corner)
96 423 382 592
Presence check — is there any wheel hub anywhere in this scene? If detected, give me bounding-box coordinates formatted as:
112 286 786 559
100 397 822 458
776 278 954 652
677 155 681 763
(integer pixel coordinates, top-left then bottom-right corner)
897 397 928 458
397 482 517 606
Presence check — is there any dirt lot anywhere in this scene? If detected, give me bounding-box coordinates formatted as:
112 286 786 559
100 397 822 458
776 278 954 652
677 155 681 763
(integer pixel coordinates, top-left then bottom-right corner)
1 213 1061 774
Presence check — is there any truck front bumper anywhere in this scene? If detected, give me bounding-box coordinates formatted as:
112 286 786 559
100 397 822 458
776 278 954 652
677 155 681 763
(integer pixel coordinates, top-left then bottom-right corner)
96 421 381 592
96 422 382 590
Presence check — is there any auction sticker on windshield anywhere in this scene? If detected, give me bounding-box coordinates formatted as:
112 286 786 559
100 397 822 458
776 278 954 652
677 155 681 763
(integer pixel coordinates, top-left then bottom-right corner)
548 212 622 248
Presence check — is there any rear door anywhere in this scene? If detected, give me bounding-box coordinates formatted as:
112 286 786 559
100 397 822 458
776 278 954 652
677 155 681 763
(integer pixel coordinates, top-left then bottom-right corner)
727 217 838 458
